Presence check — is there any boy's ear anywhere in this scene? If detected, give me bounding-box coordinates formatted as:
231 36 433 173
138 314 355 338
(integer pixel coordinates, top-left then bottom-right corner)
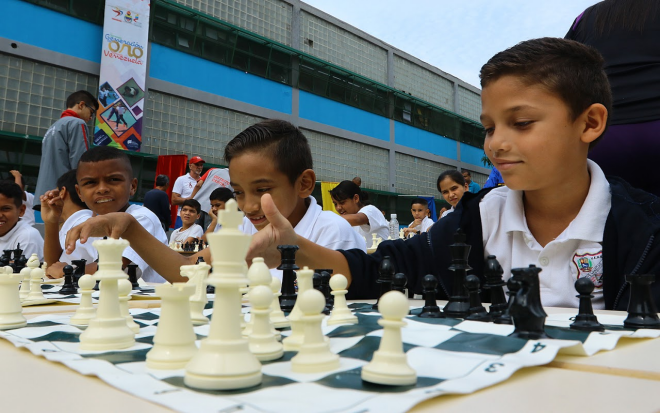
75 184 83 202
59 187 68 201
130 178 138 197
18 203 26 218
297 169 316 197
580 103 608 144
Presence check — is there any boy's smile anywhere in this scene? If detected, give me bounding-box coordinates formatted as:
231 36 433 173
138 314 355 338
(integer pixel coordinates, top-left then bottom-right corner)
76 159 136 216
0 195 25 237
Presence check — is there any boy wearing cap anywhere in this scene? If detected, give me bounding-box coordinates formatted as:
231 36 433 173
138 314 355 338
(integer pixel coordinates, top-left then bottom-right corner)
172 155 205 229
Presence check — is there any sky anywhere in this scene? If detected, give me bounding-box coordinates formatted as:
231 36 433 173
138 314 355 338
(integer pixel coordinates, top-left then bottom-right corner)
301 0 598 89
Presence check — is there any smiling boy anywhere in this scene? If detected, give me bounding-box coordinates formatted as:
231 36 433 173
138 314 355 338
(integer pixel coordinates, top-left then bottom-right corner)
0 181 44 260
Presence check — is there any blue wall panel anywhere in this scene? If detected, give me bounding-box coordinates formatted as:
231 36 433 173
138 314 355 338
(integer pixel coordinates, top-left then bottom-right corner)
394 121 457 160
2 0 102 63
299 91 389 141
149 44 292 114
460 143 485 168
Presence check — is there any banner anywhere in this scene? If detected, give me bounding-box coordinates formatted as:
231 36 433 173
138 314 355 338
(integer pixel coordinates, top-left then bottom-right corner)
94 0 150 151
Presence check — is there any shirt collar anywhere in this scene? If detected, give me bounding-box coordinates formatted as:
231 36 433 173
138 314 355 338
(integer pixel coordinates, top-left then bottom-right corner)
294 196 321 239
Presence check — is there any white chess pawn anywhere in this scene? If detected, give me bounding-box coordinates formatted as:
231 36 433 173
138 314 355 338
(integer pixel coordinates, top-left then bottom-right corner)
361 291 416 386
283 266 314 351
18 266 31 301
269 277 289 328
70 274 96 326
291 289 340 373
147 283 197 369
0 267 26 330
399 228 405 239
248 285 283 361
119 279 140 334
25 265 46 301
327 274 358 325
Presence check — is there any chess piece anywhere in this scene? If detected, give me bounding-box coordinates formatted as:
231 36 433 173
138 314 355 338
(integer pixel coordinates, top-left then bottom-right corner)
13 249 27 274
570 277 605 332
361 290 416 386
493 277 518 325
126 263 139 289
623 274 660 329
70 274 96 326
59 265 77 295
18 266 31 300
184 199 262 390
465 274 492 322
443 230 471 318
26 265 46 301
392 273 407 295
243 257 272 337
509 266 549 340
283 266 314 351
327 274 358 325
118 279 140 333
79 239 136 351
182 261 212 326
269 277 289 328
319 270 333 314
419 274 443 318
277 245 299 313
291 289 340 373
248 285 283 361
373 256 394 310
71 259 87 289
483 255 507 319
0 266 27 330
0 250 11 267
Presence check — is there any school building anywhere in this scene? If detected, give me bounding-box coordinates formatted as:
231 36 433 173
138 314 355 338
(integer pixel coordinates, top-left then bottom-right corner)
0 0 488 217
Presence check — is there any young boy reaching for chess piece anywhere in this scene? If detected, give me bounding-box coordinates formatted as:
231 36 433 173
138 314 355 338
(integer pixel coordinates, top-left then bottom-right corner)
232 37 660 310
169 199 204 244
402 198 434 238
0 181 44 261
65 120 365 282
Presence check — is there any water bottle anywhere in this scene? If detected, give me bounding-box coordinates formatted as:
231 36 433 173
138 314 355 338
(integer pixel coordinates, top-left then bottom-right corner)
389 214 400 239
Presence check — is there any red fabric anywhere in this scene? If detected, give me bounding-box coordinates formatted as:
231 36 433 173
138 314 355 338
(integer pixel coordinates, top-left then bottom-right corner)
80 124 89 150
156 154 188 229
60 109 81 119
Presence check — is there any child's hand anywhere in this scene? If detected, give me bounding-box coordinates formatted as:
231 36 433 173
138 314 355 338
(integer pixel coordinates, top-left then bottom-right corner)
65 212 137 254
45 262 66 279
39 189 64 224
208 207 217 222
246 193 298 268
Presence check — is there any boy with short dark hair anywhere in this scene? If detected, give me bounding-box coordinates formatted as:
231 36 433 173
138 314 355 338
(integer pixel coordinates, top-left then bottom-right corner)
462 170 480 193
202 187 234 241
0 181 44 260
169 199 203 244
34 90 98 210
402 198 433 238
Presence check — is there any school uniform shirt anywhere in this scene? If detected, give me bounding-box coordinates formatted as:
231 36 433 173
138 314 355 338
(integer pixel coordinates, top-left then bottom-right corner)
170 224 204 243
241 196 366 280
480 160 611 309
125 204 169 283
22 192 35 227
406 216 434 238
172 173 199 216
440 207 455 218
0 220 44 261
59 209 97 264
356 204 390 248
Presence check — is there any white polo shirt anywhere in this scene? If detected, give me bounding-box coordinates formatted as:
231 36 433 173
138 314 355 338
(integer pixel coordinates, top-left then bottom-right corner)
0 219 44 261
480 160 610 310
356 204 390 247
172 173 198 216
170 224 204 243
125 204 169 283
59 209 98 263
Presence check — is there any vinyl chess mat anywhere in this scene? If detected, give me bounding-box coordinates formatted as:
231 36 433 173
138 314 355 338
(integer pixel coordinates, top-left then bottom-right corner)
1 302 658 413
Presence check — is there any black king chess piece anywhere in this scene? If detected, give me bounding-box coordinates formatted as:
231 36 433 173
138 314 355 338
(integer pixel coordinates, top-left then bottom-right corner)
277 245 299 313
483 255 508 319
465 274 492 322
373 256 394 311
59 265 78 295
509 265 549 340
570 277 605 331
623 274 660 329
443 230 471 318
419 274 444 318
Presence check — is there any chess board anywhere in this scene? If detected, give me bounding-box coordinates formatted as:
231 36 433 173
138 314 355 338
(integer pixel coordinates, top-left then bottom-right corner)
1 303 658 413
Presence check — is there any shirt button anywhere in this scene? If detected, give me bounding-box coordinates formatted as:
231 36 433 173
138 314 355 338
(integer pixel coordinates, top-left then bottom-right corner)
539 257 550 266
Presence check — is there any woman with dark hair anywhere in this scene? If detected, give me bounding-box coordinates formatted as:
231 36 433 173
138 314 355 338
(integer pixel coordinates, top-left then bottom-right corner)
329 180 389 247
566 0 660 196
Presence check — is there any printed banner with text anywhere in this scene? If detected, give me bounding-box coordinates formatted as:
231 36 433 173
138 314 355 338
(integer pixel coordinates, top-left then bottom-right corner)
94 0 150 151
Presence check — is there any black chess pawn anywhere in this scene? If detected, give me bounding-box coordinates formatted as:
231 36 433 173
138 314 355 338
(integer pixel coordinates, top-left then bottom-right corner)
319 270 333 314
277 245 299 313
483 255 507 319
419 274 444 318
465 274 492 322
0 249 11 267
126 263 140 289
373 256 395 311
59 265 78 295
71 259 87 289
570 277 605 331
392 273 407 295
509 265 549 340
13 252 28 273
443 229 471 318
623 274 660 329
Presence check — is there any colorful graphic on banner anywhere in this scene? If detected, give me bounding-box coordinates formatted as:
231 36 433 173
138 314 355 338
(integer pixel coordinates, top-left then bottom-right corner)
94 0 150 151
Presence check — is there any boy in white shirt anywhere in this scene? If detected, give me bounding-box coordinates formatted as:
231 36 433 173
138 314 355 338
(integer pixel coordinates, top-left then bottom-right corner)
170 199 204 244
0 181 44 261
402 198 434 238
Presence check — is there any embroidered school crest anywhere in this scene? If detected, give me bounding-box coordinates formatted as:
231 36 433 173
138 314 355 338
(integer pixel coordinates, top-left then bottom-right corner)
572 251 603 287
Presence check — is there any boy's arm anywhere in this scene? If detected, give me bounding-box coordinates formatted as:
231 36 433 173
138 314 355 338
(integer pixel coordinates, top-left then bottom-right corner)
65 213 205 283
202 209 217 242
39 190 64 267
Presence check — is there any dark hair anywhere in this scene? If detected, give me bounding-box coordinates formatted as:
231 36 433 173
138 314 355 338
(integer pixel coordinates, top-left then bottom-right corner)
329 180 369 206
66 90 98 111
584 0 660 35
0 181 23 208
410 197 428 208
155 174 169 187
181 199 201 214
480 37 612 148
210 187 234 203
57 169 87 210
224 119 313 184
437 170 465 192
78 146 133 177
462 170 471 177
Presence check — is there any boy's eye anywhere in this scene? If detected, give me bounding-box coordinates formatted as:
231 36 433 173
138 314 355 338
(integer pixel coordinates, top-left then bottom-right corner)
484 127 494 136
233 191 243 196
257 188 271 193
514 121 533 128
